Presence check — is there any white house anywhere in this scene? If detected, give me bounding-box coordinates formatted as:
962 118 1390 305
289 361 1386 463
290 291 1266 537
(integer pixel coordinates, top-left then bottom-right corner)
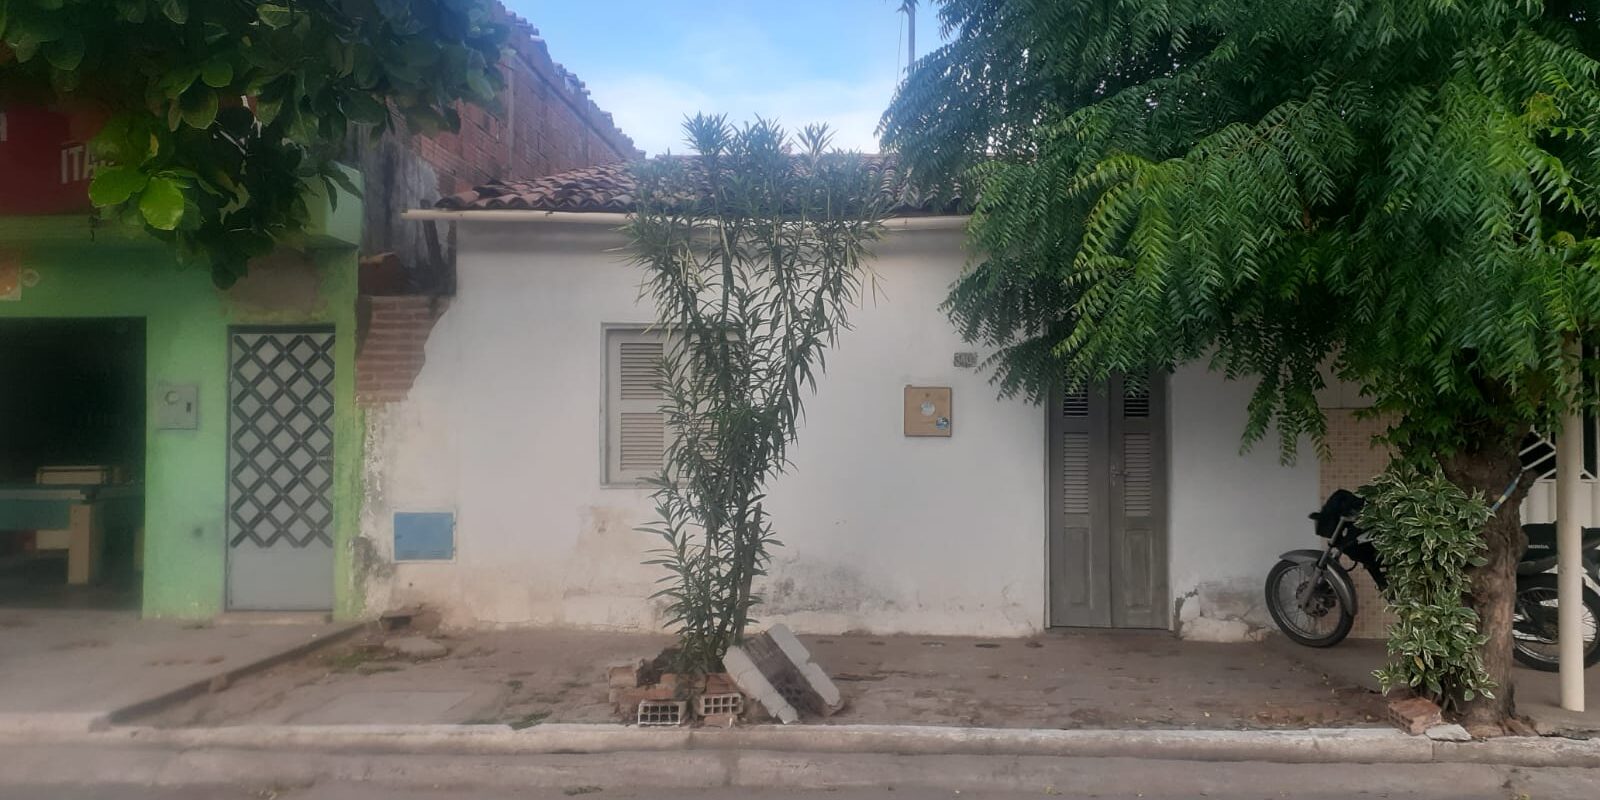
360 161 1395 641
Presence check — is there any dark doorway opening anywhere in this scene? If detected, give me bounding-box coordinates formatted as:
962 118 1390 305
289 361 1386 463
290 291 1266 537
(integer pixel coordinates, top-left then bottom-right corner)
0 318 145 609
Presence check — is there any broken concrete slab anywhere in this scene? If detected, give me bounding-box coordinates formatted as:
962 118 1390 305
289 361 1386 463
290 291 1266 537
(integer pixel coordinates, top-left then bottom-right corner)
1424 723 1471 742
723 625 841 722
765 624 842 715
723 645 799 724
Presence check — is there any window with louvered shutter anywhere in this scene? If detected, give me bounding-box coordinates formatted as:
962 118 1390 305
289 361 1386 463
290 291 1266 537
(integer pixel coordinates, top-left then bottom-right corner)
606 328 667 484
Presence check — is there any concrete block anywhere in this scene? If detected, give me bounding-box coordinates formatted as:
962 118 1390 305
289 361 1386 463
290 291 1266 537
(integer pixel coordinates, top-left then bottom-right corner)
723 645 799 725
765 624 842 715
1424 723 1471 742
697 692 743 718
637 700 686 727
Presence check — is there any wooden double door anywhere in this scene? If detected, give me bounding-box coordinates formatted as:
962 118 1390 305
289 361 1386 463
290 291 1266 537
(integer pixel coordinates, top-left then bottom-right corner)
1048 374 1169 629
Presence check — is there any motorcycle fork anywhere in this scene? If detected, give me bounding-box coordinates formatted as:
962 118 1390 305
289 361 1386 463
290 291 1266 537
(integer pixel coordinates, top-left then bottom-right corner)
1294 529 1344 610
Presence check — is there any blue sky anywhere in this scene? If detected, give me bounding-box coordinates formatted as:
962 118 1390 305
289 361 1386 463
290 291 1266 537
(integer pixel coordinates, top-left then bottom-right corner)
502 1 942 156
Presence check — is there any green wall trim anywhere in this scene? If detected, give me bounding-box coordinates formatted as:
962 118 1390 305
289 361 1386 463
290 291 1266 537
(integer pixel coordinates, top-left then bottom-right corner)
0 236 360 620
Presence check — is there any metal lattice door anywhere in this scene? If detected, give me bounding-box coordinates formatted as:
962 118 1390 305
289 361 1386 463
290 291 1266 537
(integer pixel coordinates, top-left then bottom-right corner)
1048 374 1169 629
226 328 336 610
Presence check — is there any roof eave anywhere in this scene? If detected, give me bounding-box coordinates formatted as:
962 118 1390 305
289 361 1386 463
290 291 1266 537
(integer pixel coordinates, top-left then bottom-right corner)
400 209 971 230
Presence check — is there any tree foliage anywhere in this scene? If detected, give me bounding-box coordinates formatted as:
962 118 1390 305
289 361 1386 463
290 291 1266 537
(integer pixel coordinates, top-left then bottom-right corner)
883 0 1599 457
627 116 887 673
882 0 1599 722
0 0 506 285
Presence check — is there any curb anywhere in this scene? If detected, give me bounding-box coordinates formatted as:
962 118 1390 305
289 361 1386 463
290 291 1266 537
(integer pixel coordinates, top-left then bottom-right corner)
107 621 365 725
4 723 1596 767
0 622 365 736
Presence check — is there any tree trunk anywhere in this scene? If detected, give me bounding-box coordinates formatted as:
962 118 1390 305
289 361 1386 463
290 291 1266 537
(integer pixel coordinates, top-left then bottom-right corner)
1441 439 1529 730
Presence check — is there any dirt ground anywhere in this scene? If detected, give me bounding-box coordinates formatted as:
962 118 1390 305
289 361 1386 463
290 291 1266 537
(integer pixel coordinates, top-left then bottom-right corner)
143 627 1385 730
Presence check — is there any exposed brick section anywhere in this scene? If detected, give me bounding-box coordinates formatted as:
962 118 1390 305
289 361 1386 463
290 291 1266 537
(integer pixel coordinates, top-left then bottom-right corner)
1387 695 1442 735
1320 409 1397 639
357 296 450 406
436 154 966 217
351 3 636 403
414 4 641 198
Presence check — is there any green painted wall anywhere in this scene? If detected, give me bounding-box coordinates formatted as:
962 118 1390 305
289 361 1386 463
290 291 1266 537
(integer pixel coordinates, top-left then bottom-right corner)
1 219 362 618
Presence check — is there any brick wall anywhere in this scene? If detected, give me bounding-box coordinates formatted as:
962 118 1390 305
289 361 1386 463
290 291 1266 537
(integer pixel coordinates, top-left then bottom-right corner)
413 7 641 197
353 3 639 406
1319 409 1395 639
357 297 450 405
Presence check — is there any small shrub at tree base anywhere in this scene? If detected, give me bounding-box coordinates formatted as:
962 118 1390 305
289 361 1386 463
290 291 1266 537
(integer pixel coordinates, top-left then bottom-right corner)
1358 465 1495 710
626 115 887 675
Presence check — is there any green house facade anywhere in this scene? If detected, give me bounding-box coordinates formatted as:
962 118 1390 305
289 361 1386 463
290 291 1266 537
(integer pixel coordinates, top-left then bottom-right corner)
0 184 364 619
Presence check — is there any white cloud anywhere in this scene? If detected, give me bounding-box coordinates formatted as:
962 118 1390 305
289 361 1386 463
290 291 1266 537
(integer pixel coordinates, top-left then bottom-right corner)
584 72 899 157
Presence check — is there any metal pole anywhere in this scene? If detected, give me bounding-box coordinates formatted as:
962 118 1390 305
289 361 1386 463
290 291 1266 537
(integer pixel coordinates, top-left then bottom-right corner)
907 2 916 72
1556 337 1586 712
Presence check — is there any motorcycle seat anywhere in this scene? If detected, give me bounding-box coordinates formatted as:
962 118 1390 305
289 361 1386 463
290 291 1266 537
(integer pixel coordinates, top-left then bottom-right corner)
1522 523 1600 552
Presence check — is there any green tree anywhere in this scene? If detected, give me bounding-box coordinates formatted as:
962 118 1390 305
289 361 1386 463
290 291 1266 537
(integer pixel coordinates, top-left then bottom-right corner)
628 116 887 673
0 0 506 286
881 0 1599 728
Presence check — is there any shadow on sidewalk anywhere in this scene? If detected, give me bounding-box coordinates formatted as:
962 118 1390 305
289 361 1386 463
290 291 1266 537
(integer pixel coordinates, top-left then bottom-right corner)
1264 634 1600 735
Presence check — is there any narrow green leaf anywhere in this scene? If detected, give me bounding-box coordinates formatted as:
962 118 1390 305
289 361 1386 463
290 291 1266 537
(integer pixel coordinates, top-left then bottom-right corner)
160 0 185 24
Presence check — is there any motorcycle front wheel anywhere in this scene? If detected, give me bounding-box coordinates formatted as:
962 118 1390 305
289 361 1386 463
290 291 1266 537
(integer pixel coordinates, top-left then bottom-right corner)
1265 559 1355 647
1511 574 1600 672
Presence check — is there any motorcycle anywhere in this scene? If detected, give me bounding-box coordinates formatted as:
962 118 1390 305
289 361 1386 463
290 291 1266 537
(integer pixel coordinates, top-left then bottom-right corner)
1264 489 1600 671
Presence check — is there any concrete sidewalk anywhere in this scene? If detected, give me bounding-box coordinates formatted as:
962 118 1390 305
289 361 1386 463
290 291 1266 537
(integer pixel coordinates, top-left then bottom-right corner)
140 628 1388 730
0 609 359 729
1266 635 1600 735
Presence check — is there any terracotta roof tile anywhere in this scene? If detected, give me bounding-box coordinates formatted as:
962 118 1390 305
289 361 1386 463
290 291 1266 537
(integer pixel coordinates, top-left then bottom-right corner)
434 155 965 217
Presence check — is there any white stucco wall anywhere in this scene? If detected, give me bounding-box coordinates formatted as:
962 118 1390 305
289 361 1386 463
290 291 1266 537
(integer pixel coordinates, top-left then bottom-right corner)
359 219 1318 638
1168 364 1321 639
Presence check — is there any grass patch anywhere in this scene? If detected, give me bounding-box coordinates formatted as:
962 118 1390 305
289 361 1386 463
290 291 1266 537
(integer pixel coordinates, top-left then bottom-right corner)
325 648 390 673
509 710 551 730
463 710 551 729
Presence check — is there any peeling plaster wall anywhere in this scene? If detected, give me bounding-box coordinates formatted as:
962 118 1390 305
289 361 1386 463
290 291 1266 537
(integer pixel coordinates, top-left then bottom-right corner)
360 222 1048 634
1168 364 1321 641
359 221 1318 637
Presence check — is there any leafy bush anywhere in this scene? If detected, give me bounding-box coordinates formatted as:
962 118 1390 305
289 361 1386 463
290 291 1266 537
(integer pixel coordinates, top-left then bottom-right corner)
1358 464 1495 708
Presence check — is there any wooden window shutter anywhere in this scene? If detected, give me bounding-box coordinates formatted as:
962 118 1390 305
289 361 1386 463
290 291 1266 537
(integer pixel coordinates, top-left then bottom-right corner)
607 329 667 484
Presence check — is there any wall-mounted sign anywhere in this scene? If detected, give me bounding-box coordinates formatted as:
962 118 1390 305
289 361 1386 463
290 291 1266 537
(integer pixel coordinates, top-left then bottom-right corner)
904 386 953 437
0 105 103 215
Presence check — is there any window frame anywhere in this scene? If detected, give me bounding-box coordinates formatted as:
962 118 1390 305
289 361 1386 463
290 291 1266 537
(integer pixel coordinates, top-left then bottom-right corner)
601 323 669 487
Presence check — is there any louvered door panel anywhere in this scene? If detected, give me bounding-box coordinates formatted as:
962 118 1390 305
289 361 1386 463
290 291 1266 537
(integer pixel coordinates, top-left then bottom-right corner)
1050 387 1110 627
1050 375 1168 630
1110 376 1167 629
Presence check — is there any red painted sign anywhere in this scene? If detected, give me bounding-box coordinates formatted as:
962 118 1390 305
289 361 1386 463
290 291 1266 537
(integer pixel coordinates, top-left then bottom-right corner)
0 105 103 215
